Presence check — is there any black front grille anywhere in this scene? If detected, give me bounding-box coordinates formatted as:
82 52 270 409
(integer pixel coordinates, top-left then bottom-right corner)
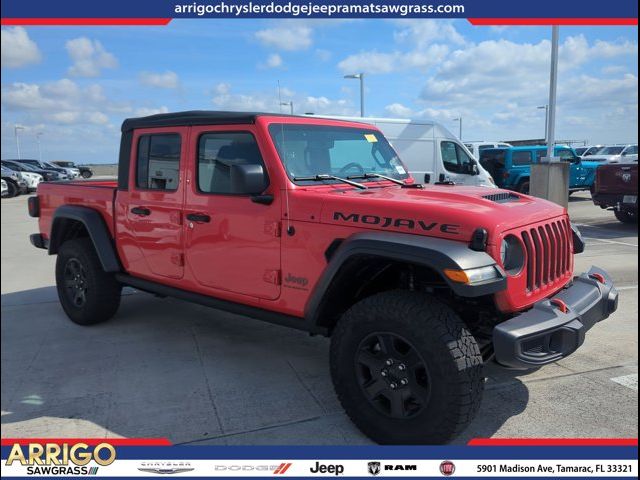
483 192 520 203
520 219 572 292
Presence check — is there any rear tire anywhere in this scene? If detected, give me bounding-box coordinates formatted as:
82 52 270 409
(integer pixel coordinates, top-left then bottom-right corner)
4 180 18 198
330 291 483 444
614 209 637 224
81 170 92 179
56 238 122 325
518 180 530 194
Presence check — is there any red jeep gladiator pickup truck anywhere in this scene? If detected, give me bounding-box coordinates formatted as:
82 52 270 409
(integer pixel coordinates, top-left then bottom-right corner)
29 111 618 444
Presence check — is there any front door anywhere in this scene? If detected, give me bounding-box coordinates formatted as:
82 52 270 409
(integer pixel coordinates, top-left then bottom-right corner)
184 126 281 300
123 128 187 279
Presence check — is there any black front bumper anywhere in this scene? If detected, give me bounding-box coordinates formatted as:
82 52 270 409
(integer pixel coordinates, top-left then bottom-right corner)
493 266 618 369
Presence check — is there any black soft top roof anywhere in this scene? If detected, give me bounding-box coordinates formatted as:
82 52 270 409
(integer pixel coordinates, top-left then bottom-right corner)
121 110 298 132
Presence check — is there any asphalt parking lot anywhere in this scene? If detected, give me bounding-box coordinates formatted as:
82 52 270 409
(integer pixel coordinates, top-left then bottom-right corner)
1 191 637 444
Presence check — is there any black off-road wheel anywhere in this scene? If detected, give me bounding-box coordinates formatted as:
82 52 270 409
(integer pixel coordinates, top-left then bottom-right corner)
56 238 122 325
614 209 637 224
518 180 530 194
330 291 483 445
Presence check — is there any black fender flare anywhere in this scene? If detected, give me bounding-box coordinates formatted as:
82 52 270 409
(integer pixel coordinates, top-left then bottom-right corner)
304 231 506 326
49 205 121 273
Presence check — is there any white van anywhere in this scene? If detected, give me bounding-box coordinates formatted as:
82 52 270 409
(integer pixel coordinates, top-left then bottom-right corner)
309 116 496 187
464 141 513 161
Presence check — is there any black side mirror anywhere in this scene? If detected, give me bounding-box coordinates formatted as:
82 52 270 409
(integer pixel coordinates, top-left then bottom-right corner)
230 164 267 195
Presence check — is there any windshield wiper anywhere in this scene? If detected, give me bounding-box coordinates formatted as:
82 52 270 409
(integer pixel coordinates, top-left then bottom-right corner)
348 172 423 188
293 174 368 190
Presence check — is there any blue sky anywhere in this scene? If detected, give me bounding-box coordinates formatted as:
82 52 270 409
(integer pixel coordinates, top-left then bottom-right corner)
1 20 638 163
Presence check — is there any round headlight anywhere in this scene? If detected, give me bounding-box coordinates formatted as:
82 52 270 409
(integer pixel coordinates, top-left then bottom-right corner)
500 234 525 275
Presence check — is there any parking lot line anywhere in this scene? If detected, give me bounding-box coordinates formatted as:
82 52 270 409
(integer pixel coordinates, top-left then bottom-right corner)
583 236 638 248
611 374 639 391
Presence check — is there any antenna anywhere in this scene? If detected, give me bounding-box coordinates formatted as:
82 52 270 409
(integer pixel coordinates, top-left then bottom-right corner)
277 80 293 236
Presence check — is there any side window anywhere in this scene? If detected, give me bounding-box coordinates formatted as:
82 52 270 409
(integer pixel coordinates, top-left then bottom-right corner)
198 132 265 194
624 146 638 156
441 141 473 173
136 134 181 190
557 149 579 162
512 151 533 166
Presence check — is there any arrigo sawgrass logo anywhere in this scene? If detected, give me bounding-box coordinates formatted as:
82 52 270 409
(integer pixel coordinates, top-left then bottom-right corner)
4 442 115 475
138 461 194 474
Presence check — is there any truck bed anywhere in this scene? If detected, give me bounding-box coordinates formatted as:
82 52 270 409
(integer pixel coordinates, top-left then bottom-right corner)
36 180 118 241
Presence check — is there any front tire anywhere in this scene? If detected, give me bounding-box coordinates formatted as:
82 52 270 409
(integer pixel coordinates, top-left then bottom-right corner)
518 180 530 194
614 209 637 224
330 291 483 444
56 238 122 325
4 180 18 198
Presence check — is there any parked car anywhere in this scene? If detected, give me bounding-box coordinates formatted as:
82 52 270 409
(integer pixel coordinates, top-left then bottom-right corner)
43 160 79 178
29 110 618 445
311 115 496 187
592 163 638 224
1 165 29 197
52 161 93 179
1 159 64 183
588 144 638 164
0 161 42 191
479 145 599 194
464 141 513 161
1 179 8 198
12 159 70 180
574 145 604 158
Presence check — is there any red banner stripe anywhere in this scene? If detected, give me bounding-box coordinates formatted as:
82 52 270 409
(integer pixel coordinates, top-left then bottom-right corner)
469 18 638 26
1 438 172 446
468 438 639 446
0 18 171 26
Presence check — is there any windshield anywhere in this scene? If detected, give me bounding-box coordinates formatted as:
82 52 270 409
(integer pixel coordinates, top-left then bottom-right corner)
597 146 624 155
269 124 409 184
574 147 587 155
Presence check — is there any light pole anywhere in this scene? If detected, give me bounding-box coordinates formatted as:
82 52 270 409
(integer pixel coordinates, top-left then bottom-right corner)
546 25 559 160
14 125 24 160
36 132 44 162
537 105 548 144
344 73 365 117
453 117 462 140
280 101 294 115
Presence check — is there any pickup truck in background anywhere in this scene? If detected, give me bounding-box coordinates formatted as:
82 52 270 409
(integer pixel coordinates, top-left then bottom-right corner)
28 111 618 444
592 163 638 224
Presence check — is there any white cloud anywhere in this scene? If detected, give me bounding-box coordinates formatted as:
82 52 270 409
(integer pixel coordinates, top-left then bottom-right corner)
262 53 283 69
1 27 42 68
338 44 449 74
65 37 117 77
134 106 170 117
392 20 466 47
139 70 180 89
385 103 414 117
255 24 313 51
211 84 354 116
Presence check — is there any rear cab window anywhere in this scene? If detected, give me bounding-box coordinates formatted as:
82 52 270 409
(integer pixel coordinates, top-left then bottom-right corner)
136 134 181 190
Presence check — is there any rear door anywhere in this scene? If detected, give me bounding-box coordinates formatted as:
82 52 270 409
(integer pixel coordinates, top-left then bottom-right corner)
121 128 187 280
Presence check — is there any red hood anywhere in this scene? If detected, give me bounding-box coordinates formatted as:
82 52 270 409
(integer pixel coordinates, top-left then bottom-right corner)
288 183 567 244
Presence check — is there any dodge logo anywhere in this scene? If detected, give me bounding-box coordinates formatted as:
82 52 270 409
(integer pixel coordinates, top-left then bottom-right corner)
367 462 381 476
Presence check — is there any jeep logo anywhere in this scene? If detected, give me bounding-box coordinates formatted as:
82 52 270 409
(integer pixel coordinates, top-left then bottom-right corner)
309 462 344 475
333 212 460 235
284 273 308 288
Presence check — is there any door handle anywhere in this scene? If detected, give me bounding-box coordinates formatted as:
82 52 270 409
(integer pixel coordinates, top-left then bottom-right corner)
131 207 151 216
186 213 211 223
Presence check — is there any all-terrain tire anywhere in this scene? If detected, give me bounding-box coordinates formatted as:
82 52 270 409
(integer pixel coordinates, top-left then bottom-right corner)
518 180 530 194
330 290 483 445
55 238 122 325
614 209 637 224
4 180 18 198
